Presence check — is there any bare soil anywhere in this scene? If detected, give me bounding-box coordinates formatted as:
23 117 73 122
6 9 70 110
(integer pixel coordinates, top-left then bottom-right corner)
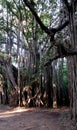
0 105 76 130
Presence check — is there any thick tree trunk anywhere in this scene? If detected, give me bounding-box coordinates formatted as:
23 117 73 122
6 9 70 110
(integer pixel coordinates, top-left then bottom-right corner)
45 64 53 107
5 64 17 90
69 1 77 121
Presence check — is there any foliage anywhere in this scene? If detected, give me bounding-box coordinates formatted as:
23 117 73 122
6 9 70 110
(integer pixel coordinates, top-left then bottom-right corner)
0 0 71 108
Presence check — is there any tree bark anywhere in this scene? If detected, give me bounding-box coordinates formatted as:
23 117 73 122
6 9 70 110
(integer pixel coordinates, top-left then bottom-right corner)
69 1 77 121
52 60 57 108
45 64 53 107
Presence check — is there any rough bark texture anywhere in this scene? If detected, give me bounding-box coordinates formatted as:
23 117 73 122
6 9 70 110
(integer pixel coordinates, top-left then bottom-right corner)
68 1 77 121
45 65 53 107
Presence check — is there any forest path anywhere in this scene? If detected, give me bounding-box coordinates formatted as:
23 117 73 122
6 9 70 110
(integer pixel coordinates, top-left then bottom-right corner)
0 105 76 130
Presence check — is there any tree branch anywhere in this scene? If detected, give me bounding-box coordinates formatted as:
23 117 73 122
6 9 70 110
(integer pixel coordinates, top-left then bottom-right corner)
23 0 69 38
44 47 77 66
54 20 69 32
62 0 71 12
44 53 60 66
23 0 51 35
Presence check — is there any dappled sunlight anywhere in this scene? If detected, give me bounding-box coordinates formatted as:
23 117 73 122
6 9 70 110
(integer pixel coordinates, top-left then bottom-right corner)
0 107 31 118
0 105 75 130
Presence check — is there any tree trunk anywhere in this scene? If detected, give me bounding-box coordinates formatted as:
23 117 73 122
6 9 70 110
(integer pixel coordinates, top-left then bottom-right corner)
67 57 73 119
69 1 77 121
52 60 57 108
5 63 17 90
45 64 53 107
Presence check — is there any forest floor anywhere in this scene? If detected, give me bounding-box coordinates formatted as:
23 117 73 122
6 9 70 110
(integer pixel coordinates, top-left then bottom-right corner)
0 105 77 130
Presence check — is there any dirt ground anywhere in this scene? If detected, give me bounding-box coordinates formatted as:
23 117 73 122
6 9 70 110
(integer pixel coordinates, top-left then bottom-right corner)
0 105 76 130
